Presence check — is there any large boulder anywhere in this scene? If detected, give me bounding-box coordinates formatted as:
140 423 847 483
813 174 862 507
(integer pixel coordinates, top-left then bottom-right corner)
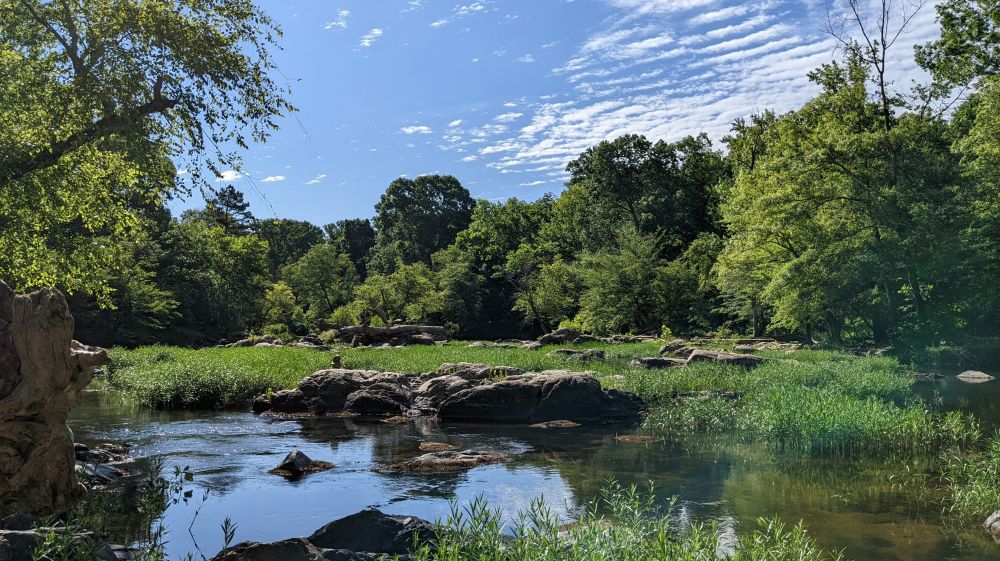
269 450 334 478
436 371 642 424
211 537 327 561
308 509 434 554
631 357 686 369
685 349 764 368
388 449 512 472
0 283 109 515
252 370 409 416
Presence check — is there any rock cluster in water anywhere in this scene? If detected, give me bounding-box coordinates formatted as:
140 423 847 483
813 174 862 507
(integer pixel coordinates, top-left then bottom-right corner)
210 509 435 561
0 282 109 515
252 362 644 425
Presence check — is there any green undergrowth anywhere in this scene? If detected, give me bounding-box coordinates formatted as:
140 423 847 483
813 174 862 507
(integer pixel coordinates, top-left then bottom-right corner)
940 431 1000 519
412 482 845 561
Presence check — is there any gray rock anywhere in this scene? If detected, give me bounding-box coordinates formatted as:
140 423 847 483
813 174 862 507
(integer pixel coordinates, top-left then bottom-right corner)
686 349 764 368
211 537 327 561
388 449 513 472
437 371 642 424
985 510 1000 540
269 450 333 478
957 370 995 384
546 349 605 361
0 530 42 561
308 509 434 554
631 357 687 368
658 339 688 356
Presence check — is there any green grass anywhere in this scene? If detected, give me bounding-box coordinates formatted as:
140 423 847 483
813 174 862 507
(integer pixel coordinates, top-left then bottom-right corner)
412 482 845 561
941 431 1000 519
107 341 979 457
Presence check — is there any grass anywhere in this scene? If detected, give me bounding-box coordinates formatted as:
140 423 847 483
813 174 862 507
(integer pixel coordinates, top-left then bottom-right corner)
107 341 980 457
412 481 845 561
940 431 1000 519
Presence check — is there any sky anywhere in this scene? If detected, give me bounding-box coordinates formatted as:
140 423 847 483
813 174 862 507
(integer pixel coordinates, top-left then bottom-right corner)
173 0 944 225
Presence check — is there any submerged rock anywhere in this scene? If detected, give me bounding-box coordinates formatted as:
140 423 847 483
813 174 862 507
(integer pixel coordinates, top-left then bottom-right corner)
418 442 457 452
956 370 995 384
269 450 334 478
530 420 581 429
388 449 513 472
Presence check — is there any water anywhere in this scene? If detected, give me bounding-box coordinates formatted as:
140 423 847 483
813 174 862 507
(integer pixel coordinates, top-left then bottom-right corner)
70 375 1000 561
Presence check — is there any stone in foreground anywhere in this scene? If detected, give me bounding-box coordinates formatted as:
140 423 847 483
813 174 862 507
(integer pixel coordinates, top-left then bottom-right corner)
269 450 334 478
956 370 995 384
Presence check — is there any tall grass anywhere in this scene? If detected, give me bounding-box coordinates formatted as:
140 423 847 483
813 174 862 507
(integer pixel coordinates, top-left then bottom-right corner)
941 431 1000 519
413 482 845 561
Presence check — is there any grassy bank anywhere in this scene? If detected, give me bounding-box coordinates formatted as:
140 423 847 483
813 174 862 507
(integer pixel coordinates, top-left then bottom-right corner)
107 342 979 456
412 482 845 561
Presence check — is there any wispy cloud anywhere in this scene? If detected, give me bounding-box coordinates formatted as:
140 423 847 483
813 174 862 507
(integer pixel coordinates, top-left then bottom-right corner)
324 9 350 30
449 119 463 127
305 174 327 185
214 170 242 183
260 175 285 183
360 28 383 47
401 125 433 135
429 1 490 27
516 54 536 63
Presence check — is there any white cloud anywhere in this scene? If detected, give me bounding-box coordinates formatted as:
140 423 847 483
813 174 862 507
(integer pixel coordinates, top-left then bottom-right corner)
519 180 547 186
462 155 478 162
214 170 241 182
324 9 350 30
401 125 433 135
448 119 463 127
430 18 449 27
360 28 383 47
494 112 523 122
305 174 327 185
516 54 536 63
430 1 490 28
175 169 188 176
260 175 285 183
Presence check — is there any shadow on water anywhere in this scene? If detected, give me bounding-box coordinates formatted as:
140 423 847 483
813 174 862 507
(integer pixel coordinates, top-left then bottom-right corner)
70 387 1000 561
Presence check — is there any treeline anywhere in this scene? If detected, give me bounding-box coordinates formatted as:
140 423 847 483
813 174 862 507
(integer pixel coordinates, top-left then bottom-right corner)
4 1 1000 359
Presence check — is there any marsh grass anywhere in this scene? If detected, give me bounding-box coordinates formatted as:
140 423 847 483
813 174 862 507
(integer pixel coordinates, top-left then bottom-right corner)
413 482 845 561
940 431 1000 519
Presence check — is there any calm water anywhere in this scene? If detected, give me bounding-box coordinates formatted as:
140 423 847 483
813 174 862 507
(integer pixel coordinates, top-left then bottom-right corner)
70 374 1000 561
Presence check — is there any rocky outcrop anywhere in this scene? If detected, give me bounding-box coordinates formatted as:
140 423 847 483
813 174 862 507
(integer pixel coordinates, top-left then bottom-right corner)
387 449 513 472
211 509 435 561
0 282 109 515
436 371 643 424
253 363 643 425
537 328 598 345
957 370 995 384
630 357 686 368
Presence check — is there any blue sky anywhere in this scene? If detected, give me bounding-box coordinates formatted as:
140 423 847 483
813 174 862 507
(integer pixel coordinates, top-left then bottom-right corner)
174 0 942 225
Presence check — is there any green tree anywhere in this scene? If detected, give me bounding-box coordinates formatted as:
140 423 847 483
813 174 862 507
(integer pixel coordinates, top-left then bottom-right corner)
281 244 357 325
324 218 376 278
201 185 256 235
262 281 304 331
257 218 325 276
0 0 292 297
371 175 474 269
351 263 442 326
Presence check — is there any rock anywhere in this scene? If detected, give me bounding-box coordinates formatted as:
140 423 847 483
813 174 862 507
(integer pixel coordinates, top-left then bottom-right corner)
211 537 327 561
530 420 581 429
733 344 757 353
0 283 110 515
434 363 524 382
658 339 688 356
269 450 334 478
0 530 42 561
521 341 542 350
631 357 686 368
418 442 457 452
227 339 255 348
686 349 764 368
956 370 995 384
437 371 643 424
308 509 435 554
546 349 605 361
344 383 412 416
1 513 37 531
985 510 1000 540
537 328 582 345
403 333 436 346
615 435 658 443
254 342 282 348
413 375 474 412
75 461 126 485
388 450 513 472
253 369 407 415
96 544 135 561
466 341 489 348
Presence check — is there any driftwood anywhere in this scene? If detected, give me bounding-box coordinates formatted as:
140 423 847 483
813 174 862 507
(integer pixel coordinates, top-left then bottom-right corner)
0 282 109 514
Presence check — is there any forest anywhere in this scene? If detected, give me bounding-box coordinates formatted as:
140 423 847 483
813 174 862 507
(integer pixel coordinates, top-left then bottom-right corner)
3 0 999 367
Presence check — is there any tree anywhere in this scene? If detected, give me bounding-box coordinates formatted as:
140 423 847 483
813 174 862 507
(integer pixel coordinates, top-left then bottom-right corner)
0 0 292 298
262 281 304 331
371 175 474 268
350 263 441 326
202 185 256 235
916 0 1000 90
258 219 326 276
281 244 357 325
325 218 376 277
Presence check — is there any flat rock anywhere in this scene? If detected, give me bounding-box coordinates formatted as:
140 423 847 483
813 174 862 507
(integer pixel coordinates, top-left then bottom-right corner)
631 357 686 368
530 420 581 429
418 442 457 452
269 450 334 478
686 349 764 368
956 370 995 384
546 349 605 361
388 449 513 472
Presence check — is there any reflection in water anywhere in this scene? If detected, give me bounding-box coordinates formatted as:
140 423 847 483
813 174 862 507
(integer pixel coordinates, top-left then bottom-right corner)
69 383 1000 561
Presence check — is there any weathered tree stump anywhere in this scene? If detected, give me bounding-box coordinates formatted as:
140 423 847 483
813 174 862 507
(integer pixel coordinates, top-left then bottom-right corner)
0 282 109 515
